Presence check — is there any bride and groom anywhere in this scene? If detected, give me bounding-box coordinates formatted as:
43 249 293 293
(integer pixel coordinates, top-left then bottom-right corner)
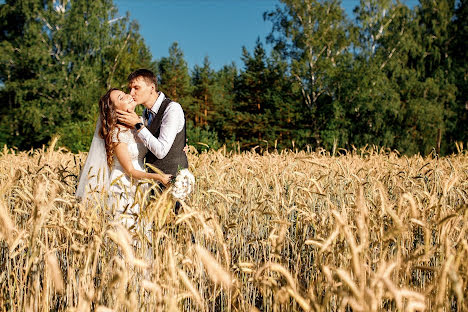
76 69 188 222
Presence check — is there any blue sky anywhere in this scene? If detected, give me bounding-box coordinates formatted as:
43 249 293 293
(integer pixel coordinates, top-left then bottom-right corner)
113 0 419 71
113 0 278 71
117 1 420 71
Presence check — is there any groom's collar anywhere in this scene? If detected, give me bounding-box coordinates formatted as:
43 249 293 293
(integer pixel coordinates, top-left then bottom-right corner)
150 91 165 114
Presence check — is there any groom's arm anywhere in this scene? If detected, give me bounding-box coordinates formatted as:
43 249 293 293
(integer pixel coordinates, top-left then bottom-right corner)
139 103 184 158
117 104 184 159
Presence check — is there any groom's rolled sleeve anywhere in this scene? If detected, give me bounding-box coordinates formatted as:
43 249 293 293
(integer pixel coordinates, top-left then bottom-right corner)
137 103 184 159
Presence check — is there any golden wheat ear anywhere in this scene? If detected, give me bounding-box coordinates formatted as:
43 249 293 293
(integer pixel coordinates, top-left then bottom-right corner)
2 143 468 311
145 163 165 175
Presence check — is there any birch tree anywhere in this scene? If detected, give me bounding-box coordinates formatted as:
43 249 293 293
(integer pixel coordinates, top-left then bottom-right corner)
0 0 153 151
265 0 354 110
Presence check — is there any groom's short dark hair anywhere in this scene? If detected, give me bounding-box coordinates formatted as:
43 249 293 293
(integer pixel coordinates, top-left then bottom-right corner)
128 69 158 88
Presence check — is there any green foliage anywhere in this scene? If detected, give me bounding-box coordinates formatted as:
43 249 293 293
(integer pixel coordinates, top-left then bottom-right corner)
216 40 304 150
157 42 193 104
190 56 217 127
1 0 466 156
265 0 354 110
185 119 221 152
259 0 466 155
0 0 153 152
449 0 468 146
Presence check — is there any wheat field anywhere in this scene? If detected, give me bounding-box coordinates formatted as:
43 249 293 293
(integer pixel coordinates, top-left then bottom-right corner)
0 142 467 312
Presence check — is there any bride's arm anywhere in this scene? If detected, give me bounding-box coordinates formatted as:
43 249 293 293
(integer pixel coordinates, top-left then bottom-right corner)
114 143 171 185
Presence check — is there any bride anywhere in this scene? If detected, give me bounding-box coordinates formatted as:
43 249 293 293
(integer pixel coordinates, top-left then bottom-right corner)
75 88 171 224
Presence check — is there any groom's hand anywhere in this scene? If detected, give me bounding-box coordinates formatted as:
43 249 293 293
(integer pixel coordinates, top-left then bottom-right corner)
117 109 140 127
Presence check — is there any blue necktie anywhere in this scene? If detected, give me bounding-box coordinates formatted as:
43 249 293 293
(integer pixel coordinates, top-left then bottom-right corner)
146 108 154 126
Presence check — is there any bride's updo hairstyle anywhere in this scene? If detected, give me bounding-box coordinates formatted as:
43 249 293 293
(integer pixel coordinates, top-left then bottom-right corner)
99 88 120 168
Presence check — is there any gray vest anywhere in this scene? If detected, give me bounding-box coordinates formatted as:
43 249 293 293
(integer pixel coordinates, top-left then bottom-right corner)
145 97 188 175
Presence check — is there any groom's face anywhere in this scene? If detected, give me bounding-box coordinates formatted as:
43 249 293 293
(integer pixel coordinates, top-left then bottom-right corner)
129 77 154 106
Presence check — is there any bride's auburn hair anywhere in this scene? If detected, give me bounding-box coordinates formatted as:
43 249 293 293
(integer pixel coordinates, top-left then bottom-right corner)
99 88 121 168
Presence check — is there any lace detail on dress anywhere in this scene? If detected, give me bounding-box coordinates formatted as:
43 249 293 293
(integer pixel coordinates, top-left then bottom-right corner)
112 128 134 144
110 128 147 164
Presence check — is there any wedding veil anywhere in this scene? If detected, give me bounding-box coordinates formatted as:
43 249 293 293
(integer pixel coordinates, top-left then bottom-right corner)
75 117 110 201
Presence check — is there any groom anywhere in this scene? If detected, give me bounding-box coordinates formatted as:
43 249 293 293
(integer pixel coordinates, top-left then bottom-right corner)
117 69 188 178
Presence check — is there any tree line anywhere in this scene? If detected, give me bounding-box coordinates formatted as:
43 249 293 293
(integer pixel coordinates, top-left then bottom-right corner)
1 0 466 155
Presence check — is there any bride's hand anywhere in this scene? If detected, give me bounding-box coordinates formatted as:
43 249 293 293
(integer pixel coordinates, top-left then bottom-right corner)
117 109 140 127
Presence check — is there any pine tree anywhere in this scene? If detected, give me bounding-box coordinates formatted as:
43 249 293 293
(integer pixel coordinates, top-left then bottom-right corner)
447 0 468 150
185 56 222 150
191 56 216 127
157 42 192 104
264 49 304 149
211 63 237 143
229 40 302 149
232 41 269 147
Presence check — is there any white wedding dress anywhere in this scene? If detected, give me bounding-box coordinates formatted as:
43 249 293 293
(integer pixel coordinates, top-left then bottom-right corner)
76 118 150 230
109 126 148 224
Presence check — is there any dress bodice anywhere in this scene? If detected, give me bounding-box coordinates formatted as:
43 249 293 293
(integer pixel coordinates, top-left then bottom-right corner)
109 127 147 192
111 127 147 167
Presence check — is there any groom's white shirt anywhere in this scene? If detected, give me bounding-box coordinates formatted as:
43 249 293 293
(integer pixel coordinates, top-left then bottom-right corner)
137 92 185 159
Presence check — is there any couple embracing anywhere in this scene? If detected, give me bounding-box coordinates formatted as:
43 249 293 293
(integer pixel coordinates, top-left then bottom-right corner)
76 69 188 224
